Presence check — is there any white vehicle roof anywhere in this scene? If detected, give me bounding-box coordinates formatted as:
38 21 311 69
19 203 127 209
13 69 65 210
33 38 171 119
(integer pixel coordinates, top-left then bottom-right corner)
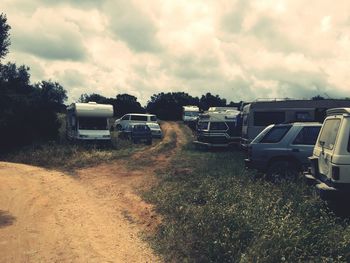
126 113 156 117
68 102 113 117
199 110 240 122
326 108 350 116
183 106 199 111
208 107 238 112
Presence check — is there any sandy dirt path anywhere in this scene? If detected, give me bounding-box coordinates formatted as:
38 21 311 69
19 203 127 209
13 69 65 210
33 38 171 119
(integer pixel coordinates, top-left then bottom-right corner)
0 122 190 263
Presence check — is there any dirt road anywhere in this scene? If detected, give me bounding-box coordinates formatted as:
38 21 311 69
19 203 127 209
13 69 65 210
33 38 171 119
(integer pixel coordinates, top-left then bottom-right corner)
0 122 189 263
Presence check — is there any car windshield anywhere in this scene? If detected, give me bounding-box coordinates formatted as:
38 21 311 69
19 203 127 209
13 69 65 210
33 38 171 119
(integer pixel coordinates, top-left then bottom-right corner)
185 112 199 117
78 117 107 130
150 116 157 121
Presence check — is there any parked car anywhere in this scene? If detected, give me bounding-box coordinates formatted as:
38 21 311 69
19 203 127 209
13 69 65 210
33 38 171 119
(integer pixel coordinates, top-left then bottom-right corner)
304 108 350 199
146 122 163 138
114 113 158 130
123 123 152 145
245 122 322 181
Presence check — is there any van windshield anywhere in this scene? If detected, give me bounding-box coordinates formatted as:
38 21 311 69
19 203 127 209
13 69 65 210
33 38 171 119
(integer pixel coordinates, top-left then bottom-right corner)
318 119 341 150
78 117 108 130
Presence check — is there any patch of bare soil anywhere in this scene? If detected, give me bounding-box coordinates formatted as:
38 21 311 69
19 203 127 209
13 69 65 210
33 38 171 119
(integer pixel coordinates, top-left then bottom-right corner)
0 122 191 262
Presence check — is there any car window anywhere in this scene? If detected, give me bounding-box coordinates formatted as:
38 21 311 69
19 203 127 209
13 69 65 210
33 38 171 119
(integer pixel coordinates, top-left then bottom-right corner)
121 115 129 120
254 111 285 126
318 119 341 150
260 125 291 143
210 122 228 131
150 116 157 121
295 111 312 121
198 121 209 130
292 126 321 145
131 115 148 121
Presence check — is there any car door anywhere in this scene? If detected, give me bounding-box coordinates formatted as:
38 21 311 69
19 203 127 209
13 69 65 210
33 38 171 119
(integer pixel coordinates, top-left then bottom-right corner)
315 118 342 179
290 126 321 166
119 114 130 129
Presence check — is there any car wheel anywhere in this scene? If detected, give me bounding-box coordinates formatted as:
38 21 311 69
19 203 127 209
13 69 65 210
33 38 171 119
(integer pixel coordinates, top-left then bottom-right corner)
266 160 299 183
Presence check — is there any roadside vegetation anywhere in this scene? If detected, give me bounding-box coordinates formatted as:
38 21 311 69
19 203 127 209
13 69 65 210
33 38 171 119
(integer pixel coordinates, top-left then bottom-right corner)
145 125 350 262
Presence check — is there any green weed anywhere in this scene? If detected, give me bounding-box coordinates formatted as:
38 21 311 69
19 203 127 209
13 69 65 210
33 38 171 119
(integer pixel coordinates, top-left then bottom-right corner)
145 146 350 262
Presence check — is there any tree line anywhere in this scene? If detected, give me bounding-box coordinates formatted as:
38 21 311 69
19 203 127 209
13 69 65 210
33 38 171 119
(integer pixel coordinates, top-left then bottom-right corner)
0 13 240 151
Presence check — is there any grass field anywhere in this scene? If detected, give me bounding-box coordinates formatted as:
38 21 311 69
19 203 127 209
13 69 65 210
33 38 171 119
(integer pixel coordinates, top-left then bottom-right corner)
144 125 350 262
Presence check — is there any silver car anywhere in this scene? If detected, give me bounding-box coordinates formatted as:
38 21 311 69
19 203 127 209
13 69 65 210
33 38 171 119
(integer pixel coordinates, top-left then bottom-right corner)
245 122 322 181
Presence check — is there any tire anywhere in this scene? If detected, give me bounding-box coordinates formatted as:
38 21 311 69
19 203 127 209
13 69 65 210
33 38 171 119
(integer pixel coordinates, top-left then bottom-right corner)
266 160 299 183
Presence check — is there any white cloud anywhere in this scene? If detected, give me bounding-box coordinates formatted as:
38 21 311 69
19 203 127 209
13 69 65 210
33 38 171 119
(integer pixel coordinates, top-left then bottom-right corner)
2 0 350 106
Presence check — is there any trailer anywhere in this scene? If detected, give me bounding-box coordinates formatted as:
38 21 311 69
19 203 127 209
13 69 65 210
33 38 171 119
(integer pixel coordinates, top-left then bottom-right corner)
194 108 242 148
182 105 200 123
241 99 350 148
66 102 114 141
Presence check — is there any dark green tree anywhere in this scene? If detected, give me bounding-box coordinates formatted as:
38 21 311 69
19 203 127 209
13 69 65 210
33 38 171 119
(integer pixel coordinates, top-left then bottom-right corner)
0 13 10 60
199 92 227 111
146 92 199 120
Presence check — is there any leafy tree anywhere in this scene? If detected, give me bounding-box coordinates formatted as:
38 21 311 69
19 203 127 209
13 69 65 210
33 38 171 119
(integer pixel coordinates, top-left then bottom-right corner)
77 93 145 117
199 92 227 111
0 13 11 60
35 80 68 112
311 95 325 100
146 92 199 120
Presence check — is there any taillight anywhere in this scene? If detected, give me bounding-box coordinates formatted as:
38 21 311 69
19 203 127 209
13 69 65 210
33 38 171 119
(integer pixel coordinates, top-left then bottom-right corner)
332 166 340 180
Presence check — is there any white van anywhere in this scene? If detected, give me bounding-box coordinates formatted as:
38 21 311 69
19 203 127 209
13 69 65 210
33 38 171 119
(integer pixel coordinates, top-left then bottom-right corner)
66 102 114 141
114 113 158 130
182 106 200 123
304 108 350 199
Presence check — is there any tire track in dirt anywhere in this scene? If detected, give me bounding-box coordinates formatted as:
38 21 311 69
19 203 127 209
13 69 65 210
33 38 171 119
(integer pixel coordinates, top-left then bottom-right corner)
0 122 191 262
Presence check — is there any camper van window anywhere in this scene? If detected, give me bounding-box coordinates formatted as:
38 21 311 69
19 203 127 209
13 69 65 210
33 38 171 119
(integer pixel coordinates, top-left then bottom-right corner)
198 122 209 130
292 126 321 145
254 112 285 126
131 115 148 121
150 116 157 121
295 112 312 121
210 122 228 131
318 119 341 150
78 117 108 130
260 125 291 143
121 115 129 120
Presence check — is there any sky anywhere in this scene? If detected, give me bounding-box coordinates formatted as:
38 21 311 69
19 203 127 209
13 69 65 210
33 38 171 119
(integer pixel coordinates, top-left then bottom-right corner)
2 0 350 105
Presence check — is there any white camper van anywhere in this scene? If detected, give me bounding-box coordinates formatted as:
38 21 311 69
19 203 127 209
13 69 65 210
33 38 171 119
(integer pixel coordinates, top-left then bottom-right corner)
241 99 350 149
182 106 200 123
66 102 114 141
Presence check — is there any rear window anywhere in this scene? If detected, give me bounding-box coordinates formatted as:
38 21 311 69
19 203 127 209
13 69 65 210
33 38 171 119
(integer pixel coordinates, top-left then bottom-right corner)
210 122 228 131
131 115 148 121
318 119 341 150
293 126 321 145
254 112 285 126
150 116 157 121
260 125 291 143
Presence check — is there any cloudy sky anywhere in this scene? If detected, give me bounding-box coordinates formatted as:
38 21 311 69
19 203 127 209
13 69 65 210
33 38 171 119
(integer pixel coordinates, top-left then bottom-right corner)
2 0 350 105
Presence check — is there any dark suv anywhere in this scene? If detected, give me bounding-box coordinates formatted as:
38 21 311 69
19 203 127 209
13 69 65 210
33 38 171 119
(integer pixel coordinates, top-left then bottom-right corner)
124 124 152 145
245 122 322 181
